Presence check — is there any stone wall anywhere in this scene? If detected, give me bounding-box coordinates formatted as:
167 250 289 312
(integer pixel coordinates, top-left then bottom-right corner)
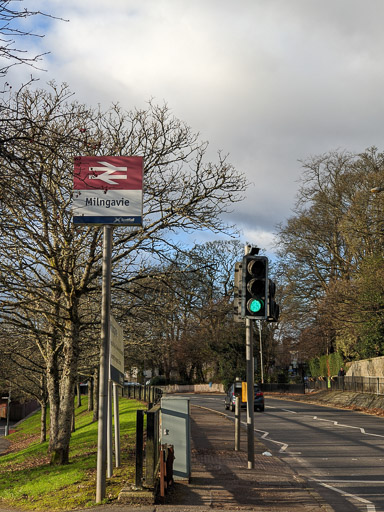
163 383 224 394
347 356 384 377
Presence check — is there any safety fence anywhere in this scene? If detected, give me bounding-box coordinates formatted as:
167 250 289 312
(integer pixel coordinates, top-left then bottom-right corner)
123 383 163 405
261 383 306 394
307 375 384 395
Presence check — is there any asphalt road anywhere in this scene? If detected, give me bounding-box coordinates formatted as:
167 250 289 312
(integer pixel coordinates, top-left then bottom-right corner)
189 393 384 512
0 418 16 437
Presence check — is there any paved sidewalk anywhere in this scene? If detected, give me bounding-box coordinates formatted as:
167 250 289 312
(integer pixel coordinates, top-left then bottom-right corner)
0 436 10 457
153 405 334 511
111 404 334 512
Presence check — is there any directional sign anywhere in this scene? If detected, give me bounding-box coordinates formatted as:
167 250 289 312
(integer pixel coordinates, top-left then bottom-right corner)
109 316 124 386
73 156 143 226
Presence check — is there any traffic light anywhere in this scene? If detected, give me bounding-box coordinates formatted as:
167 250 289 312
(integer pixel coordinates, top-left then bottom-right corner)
267 279 280 322
241 255 268 319
233 261 244 322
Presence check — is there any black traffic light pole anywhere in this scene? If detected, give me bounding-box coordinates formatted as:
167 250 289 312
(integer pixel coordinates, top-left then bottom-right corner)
239 245 279 468
245 315 254 469
244 244 255 469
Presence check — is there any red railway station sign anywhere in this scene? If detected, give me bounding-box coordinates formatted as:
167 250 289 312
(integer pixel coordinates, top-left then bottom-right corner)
73 156 143 226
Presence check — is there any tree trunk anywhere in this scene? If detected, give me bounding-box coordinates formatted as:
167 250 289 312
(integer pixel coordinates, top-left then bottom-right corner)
47 317 79 465
93 367 99 422
46 336 60 456
40 401 47 443
71 399 76 433
76 380 81 408
88 377 94 412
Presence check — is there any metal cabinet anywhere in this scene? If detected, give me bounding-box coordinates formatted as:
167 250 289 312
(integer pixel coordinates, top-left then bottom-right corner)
160 397 191 480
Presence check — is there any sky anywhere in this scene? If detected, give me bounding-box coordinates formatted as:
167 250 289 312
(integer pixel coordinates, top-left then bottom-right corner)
7 0 384 256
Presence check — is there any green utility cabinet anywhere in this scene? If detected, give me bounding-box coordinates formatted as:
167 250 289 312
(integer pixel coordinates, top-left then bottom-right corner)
160 397 191 480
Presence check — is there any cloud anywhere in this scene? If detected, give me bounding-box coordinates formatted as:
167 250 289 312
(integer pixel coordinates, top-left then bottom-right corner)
10 0 384 255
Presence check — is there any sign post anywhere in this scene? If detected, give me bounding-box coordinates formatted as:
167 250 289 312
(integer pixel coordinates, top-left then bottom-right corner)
96 225 113 502
108 316 124 476
72 156 143 503
110 316 125 385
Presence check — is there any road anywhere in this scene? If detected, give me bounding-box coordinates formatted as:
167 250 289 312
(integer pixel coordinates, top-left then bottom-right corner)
0 418 16 437
189 393 384 512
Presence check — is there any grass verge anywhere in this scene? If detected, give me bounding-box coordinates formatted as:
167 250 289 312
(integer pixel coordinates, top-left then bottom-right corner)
0 397 146 511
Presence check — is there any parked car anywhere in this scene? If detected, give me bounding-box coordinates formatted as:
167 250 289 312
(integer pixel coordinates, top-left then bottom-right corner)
224 381 265 412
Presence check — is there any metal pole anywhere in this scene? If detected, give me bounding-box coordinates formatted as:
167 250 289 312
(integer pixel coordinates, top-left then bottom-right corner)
246 317 254 469
107 379 113 478
258 320 264 384
96 225 113 503
135 410 144 488
113 383 121 467
235 395 240 451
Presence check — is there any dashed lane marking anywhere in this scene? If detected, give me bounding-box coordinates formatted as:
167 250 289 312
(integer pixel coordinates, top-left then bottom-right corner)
312 416 384 438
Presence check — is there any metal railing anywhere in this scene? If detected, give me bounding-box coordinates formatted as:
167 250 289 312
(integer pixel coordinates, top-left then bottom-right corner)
308 376 384 395
123 383 163 405
261 383 306 394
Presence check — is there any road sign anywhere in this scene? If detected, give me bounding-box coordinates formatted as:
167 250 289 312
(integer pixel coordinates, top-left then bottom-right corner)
110 315 124 385
110 316 124 385
73 156 143 226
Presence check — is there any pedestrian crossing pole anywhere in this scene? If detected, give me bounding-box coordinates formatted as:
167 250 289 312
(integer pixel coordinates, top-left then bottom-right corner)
245 316 255 469
244 244 255 469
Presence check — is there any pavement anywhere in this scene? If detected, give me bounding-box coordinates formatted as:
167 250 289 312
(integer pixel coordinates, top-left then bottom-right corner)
0 436 9 458
87 404 335 512
0 404 335 512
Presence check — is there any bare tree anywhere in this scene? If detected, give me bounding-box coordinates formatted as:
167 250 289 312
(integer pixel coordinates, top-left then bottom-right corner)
0 323 48 442
276 147 384 362
0 83 247 463
0 0 61 77
118 240 246 384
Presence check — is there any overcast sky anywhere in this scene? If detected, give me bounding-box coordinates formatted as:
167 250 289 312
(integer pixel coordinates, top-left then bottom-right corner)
9 0 384 255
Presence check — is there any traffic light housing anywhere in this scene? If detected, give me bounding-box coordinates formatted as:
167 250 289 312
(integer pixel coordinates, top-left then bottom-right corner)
233 261 243 322
241 255 268 319
267 279 280 322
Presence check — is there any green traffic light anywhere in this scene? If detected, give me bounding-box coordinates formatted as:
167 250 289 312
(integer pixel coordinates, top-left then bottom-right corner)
249 298 263 313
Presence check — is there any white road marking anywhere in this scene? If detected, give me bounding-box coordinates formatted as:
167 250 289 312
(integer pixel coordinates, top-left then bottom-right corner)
312 416 384 438
312 479 376 512
199 400 380 510
253 427 289 453
320 480 384 484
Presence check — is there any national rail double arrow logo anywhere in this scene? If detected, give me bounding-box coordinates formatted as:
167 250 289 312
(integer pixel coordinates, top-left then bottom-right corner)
88 161 128 185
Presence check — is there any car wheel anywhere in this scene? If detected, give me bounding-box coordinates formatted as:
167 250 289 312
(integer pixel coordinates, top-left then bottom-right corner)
225 403 229 410
259 405 265 412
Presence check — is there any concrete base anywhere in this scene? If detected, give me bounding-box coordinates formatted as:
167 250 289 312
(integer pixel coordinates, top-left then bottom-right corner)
118 485 155 505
